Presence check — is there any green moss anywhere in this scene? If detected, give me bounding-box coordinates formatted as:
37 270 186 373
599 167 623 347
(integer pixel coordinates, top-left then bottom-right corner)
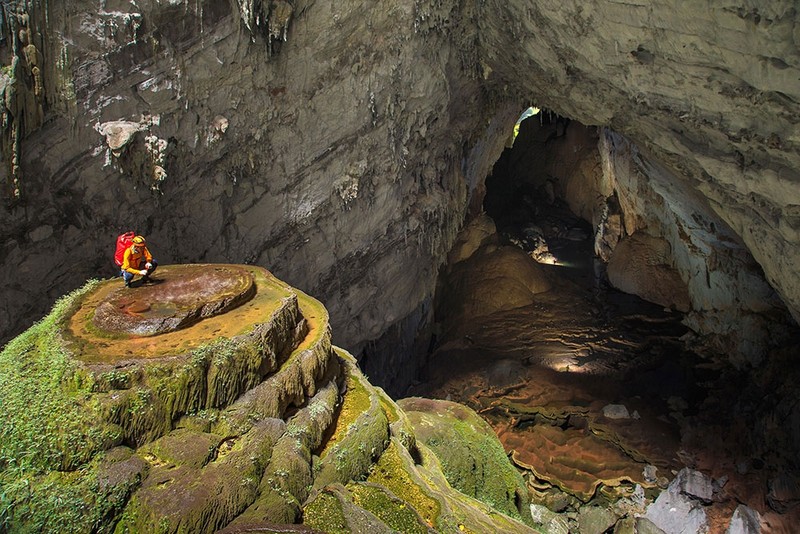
303 491 349 534
0 281 116 472
0 446 142 533
176 409 219 433
116 434 267 532
139 430 219 469
377 390 400 423
399 398 532 525
313 360 389 489
367 442 439 527
93 369 136 391
230 486 298 526
81 308 135 341
439 417 524 516
349 483 429 533
318 370 372 459
0 281 158 531
375 388 417 450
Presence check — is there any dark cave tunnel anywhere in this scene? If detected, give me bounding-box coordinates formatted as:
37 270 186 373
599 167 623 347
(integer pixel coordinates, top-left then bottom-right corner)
408 108 800 526
478 109 711 414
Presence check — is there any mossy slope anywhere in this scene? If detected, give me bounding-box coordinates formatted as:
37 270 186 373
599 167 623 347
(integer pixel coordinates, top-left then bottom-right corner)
1 267 536 533
398 397 533 525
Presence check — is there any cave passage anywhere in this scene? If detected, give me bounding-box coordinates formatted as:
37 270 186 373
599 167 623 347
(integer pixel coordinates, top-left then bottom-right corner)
412 111 777 524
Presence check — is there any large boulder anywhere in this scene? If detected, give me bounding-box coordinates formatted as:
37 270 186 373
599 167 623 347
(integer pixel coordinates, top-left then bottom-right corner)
398 397 533 525
607 232 691 312
436 243 552 335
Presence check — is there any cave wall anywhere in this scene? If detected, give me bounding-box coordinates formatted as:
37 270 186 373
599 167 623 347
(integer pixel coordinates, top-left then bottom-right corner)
478 0 800 327
597 130 790 363
0 0 798 383
486 118 791 362
0 0 513 365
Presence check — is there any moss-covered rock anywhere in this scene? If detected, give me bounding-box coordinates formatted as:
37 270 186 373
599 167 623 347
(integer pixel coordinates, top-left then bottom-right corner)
348 482 432 534
398 397 533 525
312 349 390 490
1 266 539 533
303 484 396 534
0 267 334 531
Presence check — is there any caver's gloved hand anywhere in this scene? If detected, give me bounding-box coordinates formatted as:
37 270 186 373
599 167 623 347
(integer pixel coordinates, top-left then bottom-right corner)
139 270 148 276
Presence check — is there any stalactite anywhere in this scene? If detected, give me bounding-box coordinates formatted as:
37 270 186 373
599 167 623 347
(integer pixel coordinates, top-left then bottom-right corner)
0 0 49 200
234 0 293 57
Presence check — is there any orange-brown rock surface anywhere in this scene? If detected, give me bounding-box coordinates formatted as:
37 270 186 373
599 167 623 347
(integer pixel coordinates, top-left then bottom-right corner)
91 264 256 336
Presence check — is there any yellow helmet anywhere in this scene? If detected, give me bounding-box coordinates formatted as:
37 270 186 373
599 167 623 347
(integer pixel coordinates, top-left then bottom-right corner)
132 235 146 245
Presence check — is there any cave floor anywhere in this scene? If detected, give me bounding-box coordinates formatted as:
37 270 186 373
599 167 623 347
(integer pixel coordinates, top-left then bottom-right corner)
411 202 798 532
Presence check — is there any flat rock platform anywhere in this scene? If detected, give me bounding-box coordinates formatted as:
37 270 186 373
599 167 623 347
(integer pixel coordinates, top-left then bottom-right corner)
66 264 297 365
92 264 256 336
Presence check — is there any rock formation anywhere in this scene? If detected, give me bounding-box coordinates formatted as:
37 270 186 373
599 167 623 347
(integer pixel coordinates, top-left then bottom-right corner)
0 266 535 532
486 116 793 366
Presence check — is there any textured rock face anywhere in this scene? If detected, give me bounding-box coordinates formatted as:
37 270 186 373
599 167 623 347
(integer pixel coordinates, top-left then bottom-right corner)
0 0 501 364
0 1 798 379
436 240 552 335
479 0 800 325
606 232 691 313
0 269 536 532
485 116 790 361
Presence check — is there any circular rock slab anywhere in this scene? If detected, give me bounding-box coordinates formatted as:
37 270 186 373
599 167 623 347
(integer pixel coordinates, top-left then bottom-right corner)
93 265 256 336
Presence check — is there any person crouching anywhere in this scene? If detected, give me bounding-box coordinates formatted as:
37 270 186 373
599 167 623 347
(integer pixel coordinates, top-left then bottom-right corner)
121 235 158 287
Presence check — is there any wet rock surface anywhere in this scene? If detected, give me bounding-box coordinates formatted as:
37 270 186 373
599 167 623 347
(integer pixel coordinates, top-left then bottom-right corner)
92 264 256 336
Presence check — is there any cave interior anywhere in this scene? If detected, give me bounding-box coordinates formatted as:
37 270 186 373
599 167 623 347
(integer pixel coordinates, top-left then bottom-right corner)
411 108 800 528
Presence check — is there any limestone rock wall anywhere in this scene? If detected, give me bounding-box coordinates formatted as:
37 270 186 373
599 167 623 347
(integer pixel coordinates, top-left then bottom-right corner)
479 0 800 327
483 116 790 361
598 131 789 363
0 0 508 363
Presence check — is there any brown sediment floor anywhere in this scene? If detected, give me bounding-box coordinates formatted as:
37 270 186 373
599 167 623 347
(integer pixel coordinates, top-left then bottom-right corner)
66 264 296 364
416 266 688 500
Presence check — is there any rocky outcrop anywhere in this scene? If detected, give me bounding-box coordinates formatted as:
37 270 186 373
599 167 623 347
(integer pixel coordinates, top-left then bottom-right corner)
607 232 691 313
436 242 552 335
597 130 791 364
480 0 800 322
0 267 536 532
491 116 793 363
644 468 712 533
397 397 532 523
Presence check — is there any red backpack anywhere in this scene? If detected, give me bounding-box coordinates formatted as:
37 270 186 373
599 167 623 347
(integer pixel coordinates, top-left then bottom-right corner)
114 231 136 266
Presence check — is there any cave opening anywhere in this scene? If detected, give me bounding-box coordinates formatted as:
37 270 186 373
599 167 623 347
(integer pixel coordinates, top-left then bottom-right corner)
412 109 800 527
